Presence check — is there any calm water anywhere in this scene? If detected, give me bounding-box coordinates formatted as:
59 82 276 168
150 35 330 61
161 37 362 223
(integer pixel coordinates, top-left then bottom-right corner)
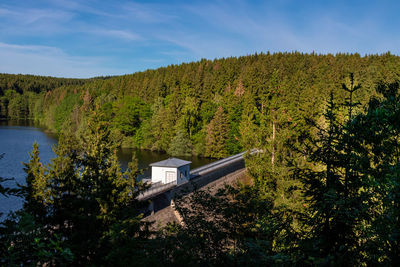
0 120 214 217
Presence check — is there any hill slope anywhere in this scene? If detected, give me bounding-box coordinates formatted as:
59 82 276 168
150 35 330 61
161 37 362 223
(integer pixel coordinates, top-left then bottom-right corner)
3 52 400 157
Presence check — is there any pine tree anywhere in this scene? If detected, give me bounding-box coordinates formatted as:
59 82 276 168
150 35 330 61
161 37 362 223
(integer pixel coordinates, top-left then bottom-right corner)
15 112 151 265
205 106 230 158
22 142 47 222
295 76 366 265
350 82 400 265
181 96 200 138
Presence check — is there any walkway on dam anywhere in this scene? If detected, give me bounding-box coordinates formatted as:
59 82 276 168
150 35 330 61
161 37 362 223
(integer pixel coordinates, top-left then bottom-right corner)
137 150 254 201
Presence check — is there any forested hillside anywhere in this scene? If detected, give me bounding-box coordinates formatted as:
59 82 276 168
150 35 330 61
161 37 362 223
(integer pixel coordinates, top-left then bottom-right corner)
4 52 400 159
2 52 400 265
0 74 103 119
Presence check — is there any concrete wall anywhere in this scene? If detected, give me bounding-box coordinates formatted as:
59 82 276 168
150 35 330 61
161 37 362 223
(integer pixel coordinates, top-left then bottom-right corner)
175 159 245 196
177 165 190 185
142 159 246 221
151 166 177 184
143 167 247 229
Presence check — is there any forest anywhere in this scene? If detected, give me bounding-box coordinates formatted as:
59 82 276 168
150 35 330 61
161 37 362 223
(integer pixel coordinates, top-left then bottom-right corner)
2 52 400 157
1 52 400 265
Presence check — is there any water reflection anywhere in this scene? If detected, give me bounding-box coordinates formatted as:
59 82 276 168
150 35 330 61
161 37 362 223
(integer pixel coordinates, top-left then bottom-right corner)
0 120 57 217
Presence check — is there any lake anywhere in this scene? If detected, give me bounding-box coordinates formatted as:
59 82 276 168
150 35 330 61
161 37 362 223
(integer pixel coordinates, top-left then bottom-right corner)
0 120 214 217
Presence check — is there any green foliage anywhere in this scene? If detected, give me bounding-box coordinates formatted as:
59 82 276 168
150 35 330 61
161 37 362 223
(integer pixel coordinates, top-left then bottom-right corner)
0 74 88 119
5 70 400 265
200 101 218 124
0 73 88 96
22 142 47 222
154 186 295 266
205 106 230 158
0 212 74 266
0 114 152 266
3 52 400 156
156 79 400 265
348 82 400 265
112 96 151 136
167 129 193 157
7 92 28 119
290 76 400 265
54 93 82 132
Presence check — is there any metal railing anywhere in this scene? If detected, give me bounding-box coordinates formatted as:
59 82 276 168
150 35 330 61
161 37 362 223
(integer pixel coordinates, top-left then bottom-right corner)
190 149 258 177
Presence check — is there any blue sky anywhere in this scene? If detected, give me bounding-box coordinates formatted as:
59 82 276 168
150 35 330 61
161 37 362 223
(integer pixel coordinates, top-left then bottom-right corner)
0 0 399 78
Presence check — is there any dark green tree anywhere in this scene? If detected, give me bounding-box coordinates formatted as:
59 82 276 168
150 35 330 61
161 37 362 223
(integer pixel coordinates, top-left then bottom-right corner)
156 186 295 266
113 96 151 136
205 106 230 158
1 113 151 266
350 82 400 265
294 76 367 265
21 142 47 223
167 129 193 157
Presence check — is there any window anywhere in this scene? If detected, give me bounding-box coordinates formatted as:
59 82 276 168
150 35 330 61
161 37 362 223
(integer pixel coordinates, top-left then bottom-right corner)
180 172 183 179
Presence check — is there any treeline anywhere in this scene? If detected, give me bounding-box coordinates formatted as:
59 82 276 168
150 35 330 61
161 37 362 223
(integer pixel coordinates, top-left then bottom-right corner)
0 74 99 119
1 79 400 265
4 52 397 160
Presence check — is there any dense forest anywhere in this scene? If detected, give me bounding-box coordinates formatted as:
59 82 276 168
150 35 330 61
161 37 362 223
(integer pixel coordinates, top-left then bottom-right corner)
0 74 107 119
2 52 400 265
3 52 400 157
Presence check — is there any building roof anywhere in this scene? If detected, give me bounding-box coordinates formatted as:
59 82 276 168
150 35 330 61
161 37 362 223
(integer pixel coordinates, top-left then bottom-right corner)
149 157 192 168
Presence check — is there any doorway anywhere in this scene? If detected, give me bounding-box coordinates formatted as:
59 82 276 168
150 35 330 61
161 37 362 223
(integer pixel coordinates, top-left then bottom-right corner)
165 171 175 183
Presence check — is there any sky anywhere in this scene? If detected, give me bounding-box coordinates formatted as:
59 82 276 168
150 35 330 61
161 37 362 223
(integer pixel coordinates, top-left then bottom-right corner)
0 0 399 78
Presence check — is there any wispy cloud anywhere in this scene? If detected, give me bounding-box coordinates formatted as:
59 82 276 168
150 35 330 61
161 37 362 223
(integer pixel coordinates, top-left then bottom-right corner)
0 5 73 24
0 0 399 77
0 42 63 54
122 2 178 23
47 0 121 18
91 29 143 41
0 7 14 16
0 42 124 78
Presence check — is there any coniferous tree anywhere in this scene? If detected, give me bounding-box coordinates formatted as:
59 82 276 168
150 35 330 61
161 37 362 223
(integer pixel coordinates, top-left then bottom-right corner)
295 76 367 265
3 113 151 266
181 96 200 138
350 82 400 265
22 142 47 223
205 106 230 158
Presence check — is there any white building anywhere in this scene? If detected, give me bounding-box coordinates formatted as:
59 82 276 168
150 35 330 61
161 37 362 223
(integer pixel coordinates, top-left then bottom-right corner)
150 158 192 185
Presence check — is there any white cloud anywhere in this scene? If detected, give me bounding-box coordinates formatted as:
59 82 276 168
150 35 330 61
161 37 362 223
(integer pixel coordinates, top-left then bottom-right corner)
0 42 125 78
122 2 177 23
47 0 121 18
0 0 397 78
0 42 63 54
